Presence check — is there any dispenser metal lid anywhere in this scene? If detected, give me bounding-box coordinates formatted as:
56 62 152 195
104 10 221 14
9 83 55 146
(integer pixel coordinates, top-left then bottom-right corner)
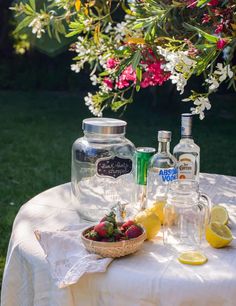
82 118 127 134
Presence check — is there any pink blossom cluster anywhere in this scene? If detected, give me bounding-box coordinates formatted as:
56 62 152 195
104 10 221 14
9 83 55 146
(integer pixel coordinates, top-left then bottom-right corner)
187 0 234 37
103 52 170 91
140 61 170 88
187 0 234 51
202 5 233 35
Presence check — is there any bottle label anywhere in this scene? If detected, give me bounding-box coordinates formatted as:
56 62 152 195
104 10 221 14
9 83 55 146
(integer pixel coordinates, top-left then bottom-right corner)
96 156 132 179
178 154 195 179
157 168 178 183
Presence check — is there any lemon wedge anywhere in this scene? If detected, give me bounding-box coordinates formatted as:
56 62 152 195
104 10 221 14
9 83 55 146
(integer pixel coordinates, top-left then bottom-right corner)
205 222 233 248
178 251 208 265
148 200 166 224
210 205 229 225
134 210 161 240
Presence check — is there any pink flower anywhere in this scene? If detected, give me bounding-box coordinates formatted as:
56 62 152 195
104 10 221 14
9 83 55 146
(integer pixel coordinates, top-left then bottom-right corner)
207 0 219 6
216 38 227 50
215 23 224 34
140 62 170 88
106 58 119 69
116 79 130 89
116 65 136 89
114 50 170 90
103 77 113 89
202 14 211 24
121 66 136 82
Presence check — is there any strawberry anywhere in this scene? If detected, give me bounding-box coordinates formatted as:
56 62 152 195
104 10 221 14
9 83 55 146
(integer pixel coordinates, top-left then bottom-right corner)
94 221 114 237
120 220 135 232
125 225 143 239
100 211 117 228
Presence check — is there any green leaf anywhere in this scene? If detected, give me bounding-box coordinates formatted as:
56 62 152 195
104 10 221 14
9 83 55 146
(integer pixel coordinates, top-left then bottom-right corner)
135 66 142 92
197 0 211 7
99 71 110 77
14 16 34 34
111 98 132 111
131 50 141 70
136 66 142 82
183 23 218 43
29 0 36 10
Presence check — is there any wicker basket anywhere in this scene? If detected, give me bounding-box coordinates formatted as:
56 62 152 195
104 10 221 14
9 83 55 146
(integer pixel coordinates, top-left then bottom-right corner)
81 225 146 258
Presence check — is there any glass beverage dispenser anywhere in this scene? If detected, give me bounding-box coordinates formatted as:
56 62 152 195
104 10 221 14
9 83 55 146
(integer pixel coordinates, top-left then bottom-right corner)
71 118 136 222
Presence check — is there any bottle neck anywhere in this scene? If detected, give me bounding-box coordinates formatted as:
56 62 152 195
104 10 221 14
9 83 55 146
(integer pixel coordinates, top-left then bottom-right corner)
181 134 193 139
158 141 170 153
181 115 192 139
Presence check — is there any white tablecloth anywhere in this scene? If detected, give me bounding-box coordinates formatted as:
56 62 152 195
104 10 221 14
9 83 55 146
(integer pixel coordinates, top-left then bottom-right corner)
1 173 236 306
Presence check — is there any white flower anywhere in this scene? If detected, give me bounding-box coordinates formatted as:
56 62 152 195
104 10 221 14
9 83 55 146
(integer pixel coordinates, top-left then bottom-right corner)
157 47 196 95
28 16 45 39
75 38 87 56
114 21 127 42
206 76 219 92
99 83 112 93
191 96 211 120
84 93 102 117
90 74 98 86
84 93 93 106
104 22 112 33
214 63 234 82
169 74 187 94
71 63 82 73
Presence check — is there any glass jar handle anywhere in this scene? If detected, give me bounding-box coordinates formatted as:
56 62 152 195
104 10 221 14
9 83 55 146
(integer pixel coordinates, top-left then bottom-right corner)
199 192 211 225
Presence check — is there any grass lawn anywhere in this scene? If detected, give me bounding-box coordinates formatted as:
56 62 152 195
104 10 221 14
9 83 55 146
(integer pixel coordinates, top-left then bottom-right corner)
0 89 236 286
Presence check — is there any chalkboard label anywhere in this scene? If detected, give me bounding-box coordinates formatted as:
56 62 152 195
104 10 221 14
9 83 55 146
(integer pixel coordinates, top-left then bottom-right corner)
96 156 132 179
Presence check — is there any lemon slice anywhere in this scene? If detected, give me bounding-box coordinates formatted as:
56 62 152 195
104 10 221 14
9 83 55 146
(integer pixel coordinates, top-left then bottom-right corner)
211 205 229 225
134 210 161 240
178 251 208 265
205 222 233 248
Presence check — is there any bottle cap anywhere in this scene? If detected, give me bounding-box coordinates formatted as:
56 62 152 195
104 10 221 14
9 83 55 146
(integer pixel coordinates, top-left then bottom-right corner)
181 113 192 137
158 130 172 142
82 118 127 135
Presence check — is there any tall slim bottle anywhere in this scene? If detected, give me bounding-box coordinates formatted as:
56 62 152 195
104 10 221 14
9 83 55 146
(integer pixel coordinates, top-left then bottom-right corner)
147 131 177 209
173 113 200 181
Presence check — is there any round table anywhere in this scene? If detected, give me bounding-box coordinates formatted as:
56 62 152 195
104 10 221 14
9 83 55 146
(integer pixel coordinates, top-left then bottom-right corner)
2 173 236 306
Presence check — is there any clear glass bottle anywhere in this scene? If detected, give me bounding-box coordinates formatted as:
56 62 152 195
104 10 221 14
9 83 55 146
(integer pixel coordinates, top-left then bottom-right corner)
147 131 177 207
173 113 200 181
71 118 136 222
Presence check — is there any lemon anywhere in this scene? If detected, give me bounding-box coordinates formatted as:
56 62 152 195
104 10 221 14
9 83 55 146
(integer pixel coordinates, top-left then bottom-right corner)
134 210 161 240
148 200 166 224
178 251 208 265
210 205 229 225
205 222 233 248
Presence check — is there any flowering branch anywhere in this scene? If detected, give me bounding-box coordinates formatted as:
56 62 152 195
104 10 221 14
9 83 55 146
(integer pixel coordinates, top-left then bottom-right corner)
11 0 236 119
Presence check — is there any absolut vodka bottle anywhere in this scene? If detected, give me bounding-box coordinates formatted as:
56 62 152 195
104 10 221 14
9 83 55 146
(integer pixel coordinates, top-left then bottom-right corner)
173 113 200 181
147 131 177 206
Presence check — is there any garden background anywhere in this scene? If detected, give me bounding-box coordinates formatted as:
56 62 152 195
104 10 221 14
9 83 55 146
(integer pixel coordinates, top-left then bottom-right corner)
0 1 236 286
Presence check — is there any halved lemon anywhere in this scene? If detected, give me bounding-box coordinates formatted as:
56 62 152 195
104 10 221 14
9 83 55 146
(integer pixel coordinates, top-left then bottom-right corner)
178 251 208 265
210 205 229 225
148 200 166 224
134 210 161 240
205 222 233 248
